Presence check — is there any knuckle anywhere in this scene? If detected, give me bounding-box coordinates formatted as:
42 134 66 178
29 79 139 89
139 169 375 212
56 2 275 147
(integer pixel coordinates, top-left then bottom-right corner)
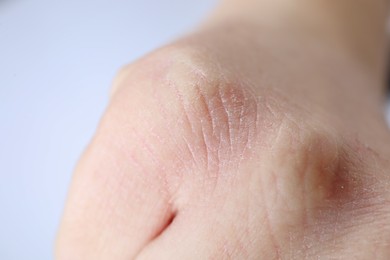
129 46 264 176
172 75 260 174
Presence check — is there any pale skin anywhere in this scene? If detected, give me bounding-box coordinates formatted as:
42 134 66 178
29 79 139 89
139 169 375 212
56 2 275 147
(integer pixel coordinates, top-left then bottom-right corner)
56 0 390 259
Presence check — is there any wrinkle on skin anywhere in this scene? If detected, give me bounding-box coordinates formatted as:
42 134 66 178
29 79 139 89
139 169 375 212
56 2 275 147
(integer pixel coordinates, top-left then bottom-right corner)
163 55 261 178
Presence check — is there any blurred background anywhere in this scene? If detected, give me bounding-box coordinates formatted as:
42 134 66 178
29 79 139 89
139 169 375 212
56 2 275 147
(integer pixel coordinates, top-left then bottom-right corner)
0 0 217 259
1 1 390 259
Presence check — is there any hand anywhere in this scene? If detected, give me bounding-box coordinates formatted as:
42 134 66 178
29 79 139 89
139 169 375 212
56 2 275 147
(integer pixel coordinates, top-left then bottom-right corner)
56 1 390 259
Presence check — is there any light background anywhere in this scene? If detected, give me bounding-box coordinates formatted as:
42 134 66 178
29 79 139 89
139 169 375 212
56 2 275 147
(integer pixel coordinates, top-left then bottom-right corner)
0 1 217 259
1 1 389 259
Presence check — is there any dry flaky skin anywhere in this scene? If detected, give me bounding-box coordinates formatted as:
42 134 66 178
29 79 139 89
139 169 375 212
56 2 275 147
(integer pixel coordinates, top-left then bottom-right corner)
56 1 390 259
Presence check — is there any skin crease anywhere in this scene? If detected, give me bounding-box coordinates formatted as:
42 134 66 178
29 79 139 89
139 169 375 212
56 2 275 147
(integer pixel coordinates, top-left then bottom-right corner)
56 0 390 259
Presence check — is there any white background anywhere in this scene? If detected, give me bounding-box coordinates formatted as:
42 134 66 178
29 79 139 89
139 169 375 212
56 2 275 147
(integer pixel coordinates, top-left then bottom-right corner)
0 1 217 259
1 1 389 259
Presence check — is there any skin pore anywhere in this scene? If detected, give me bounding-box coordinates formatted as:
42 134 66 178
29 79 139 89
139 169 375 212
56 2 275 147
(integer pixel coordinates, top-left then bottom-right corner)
56 0 390 259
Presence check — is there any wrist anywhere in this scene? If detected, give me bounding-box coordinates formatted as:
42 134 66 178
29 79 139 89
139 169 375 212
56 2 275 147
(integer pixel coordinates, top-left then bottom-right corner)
206 0 389 81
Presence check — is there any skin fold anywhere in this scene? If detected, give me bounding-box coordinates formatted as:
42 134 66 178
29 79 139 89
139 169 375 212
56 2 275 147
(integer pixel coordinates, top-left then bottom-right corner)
56 0 390 259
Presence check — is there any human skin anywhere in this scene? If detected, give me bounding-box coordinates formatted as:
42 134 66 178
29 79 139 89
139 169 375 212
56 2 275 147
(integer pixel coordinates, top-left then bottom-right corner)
56 0 390 259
